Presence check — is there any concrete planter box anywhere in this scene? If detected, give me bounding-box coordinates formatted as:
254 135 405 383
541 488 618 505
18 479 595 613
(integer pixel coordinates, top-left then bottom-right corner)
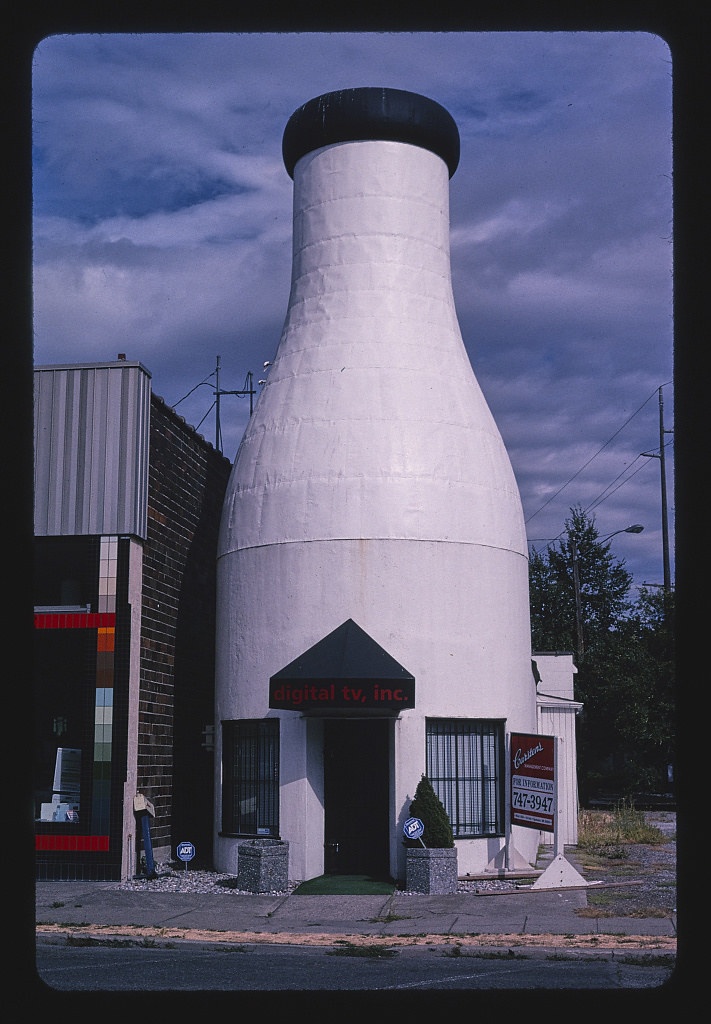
236 839 289 893
405 847 458 894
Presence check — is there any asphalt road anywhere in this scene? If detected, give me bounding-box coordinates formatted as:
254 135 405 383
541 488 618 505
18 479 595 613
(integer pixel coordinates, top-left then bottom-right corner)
34 935 676 995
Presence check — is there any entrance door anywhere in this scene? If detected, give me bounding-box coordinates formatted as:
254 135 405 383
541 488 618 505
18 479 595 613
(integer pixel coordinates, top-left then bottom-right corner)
324 719 390 877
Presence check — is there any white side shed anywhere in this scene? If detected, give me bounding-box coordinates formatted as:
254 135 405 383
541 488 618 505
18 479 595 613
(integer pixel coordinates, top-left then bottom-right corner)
534 653 583 846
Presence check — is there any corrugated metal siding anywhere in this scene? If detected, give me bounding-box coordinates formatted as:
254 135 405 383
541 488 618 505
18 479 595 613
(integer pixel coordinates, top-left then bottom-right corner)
537 704 581 846
34 362 151 539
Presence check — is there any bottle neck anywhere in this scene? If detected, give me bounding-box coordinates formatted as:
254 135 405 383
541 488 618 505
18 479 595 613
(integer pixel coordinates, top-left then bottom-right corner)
288 140 455 323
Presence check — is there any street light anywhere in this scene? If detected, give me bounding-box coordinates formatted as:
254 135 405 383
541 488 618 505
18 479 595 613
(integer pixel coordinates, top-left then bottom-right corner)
599 524 645 543
571 524 644 663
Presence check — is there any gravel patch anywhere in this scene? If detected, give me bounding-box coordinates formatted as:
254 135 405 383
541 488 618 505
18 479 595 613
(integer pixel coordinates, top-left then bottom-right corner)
571 811 677 917
114 871 518 896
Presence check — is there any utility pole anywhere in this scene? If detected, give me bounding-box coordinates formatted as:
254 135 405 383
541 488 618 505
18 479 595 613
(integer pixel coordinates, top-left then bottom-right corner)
642 385 672 595
213 355 256 454
215 355 221 450
658 386 671 596
571 538 584 664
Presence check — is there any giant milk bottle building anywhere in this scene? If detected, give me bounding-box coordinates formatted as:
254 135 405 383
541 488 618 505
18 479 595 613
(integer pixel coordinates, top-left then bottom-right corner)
214 89 541 882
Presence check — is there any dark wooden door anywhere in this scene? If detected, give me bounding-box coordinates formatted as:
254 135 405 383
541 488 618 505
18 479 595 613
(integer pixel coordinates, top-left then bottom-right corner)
324 719 390 877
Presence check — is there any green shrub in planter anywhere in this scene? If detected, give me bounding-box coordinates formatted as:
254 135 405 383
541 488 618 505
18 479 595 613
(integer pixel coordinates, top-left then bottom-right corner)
407 775 454 849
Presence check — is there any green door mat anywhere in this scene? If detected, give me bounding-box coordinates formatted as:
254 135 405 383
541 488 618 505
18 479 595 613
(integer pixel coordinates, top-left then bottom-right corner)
292 874 396 895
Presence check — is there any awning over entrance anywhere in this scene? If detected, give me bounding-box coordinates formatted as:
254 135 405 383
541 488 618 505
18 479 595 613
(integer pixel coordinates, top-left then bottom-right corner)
269 618 415 713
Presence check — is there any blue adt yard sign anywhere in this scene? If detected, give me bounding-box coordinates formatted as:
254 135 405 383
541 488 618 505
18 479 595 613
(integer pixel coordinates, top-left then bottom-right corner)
177 841 195 867
403 817 424 841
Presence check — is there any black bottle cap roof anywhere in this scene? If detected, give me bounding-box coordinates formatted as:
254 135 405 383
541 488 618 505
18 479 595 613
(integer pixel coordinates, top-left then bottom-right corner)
282 87 460 179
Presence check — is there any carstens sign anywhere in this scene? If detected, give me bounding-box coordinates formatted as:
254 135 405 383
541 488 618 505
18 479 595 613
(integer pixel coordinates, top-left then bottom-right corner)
269 679 415 711
510 732 555 833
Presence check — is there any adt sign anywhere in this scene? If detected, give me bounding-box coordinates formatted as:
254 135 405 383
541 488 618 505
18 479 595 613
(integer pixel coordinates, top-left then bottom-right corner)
403 816 424 841
177 841 196 863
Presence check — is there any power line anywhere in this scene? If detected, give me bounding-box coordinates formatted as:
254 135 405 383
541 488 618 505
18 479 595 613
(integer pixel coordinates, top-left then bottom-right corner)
527 437 672 549
584 436 674 516
524 384 667 526
584 456 650 515
170 358 258 453
173 370 216 407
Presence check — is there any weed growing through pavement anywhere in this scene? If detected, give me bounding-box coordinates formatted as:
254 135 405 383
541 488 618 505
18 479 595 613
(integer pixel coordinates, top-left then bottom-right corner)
43 920 91 928
328 941 398 959
369 911 410 924
67 936 133 948
66 935 166 948
615 953 676 967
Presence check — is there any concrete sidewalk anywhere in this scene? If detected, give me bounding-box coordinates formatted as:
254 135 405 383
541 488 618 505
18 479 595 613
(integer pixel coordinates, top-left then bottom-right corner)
35 878 677 950
35 814 678 952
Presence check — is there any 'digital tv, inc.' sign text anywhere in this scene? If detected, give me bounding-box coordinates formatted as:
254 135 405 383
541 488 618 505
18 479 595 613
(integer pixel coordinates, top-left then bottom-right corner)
269 679 415 710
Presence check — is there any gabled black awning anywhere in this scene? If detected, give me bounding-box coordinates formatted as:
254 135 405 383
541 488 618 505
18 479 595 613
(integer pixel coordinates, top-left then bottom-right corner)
269 619 415 712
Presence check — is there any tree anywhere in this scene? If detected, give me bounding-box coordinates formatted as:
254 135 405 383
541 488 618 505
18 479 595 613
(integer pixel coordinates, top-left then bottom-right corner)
609 587 675 792
529 507 675 801
407 775 454 848
530 506 634 662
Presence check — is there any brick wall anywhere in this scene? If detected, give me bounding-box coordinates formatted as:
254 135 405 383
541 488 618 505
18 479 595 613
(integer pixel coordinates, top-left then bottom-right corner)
138 395 232 864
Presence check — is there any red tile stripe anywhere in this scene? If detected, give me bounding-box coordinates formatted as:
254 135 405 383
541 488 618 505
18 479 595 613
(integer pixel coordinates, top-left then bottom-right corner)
35 834 110 852
34 612 116 630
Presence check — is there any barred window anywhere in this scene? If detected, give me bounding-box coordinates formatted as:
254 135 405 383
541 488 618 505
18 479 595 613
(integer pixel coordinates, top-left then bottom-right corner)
221 719 279 836
426 719 505 837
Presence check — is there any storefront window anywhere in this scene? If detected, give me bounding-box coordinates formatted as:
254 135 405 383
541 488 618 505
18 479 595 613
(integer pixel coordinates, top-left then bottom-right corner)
426 718 505 837
34 536 118 833
221 719 280 836
38 747 82 823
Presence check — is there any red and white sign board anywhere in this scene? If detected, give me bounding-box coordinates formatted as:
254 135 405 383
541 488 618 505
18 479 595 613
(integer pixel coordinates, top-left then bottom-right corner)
510 733 555 833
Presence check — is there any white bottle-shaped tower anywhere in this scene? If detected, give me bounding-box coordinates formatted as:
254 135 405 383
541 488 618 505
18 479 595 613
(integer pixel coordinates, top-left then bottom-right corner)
215 88 538 881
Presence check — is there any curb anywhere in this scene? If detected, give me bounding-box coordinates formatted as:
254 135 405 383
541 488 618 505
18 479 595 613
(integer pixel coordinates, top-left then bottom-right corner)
35 923 678 953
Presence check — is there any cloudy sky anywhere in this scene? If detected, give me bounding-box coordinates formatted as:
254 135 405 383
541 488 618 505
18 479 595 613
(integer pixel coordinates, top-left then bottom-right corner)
31 30 674 591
